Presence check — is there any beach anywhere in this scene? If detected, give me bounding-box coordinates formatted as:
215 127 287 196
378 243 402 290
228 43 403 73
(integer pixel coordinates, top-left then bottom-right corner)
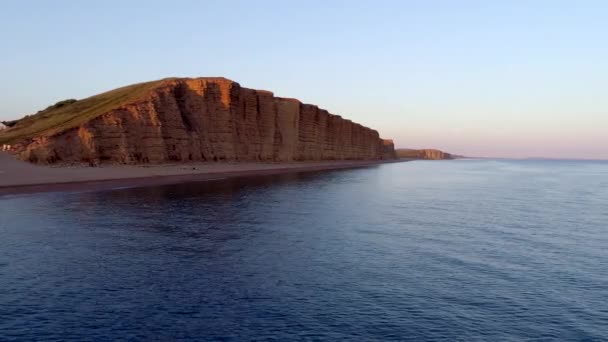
0 152 405 195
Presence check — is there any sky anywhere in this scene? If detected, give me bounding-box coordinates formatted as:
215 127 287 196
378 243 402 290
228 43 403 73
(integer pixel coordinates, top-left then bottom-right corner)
1 0 607 159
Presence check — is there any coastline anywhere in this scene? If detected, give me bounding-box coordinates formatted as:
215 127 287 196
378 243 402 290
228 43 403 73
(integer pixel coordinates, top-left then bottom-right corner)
0 153 406 196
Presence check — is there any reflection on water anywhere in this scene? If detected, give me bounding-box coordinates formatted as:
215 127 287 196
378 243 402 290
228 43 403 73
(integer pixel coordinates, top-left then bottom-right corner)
1 160 607 341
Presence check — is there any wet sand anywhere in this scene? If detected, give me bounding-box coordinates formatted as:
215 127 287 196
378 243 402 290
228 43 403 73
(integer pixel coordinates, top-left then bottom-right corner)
0 153 406 196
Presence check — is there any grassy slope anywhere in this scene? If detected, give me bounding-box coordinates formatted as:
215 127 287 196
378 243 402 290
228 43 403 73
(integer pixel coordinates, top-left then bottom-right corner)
0 79 167 145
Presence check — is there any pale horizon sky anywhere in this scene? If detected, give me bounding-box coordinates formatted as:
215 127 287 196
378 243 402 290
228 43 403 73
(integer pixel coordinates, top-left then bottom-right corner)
1 0 607 159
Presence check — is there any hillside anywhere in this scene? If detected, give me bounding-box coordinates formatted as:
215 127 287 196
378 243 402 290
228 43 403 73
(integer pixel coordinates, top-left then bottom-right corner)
0 77 395 164
0 80 166 146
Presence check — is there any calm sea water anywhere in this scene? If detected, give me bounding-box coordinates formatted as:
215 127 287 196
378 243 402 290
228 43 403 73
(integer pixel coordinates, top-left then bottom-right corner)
1 160 607 341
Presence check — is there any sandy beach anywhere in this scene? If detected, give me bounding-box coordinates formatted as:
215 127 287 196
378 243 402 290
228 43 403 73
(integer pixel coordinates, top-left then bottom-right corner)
0 152 406 196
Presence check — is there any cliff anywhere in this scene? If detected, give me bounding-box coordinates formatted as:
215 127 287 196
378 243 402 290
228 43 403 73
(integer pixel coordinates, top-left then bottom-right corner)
0 78 395 164
396 148 454 160
381 139 397 159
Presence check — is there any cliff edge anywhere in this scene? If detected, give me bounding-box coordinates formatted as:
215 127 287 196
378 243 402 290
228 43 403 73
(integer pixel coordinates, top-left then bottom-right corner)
0 78 395 164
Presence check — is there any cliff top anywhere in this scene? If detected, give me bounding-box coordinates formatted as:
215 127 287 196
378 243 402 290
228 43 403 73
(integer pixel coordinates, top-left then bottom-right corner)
0 77 243 145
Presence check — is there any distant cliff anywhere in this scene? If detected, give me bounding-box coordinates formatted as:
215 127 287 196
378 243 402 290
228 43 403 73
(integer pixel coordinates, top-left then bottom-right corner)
0 78 395 164
396 148 454 160
381 139 397 159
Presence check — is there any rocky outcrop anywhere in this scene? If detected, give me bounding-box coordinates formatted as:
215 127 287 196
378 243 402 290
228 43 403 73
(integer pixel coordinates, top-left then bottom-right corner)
15 78 395 164
395 148 454 160
381 139 397 159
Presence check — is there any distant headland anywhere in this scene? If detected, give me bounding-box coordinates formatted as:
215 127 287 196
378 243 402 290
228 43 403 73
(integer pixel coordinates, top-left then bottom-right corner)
396 148 458 160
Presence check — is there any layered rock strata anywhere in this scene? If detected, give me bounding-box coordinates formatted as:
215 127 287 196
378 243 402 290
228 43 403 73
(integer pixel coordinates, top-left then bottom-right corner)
16 78 395 164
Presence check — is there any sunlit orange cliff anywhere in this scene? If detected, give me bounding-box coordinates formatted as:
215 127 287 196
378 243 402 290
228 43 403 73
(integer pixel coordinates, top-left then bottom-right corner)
0 77 396 164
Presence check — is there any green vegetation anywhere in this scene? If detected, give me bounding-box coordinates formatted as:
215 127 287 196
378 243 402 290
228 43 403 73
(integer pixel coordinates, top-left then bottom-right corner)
2 99 78 128
40 99 78 112
1 119 19 128
0 79 167 145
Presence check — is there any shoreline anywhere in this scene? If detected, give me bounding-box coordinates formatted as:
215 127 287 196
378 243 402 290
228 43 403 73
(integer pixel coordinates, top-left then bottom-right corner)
0 155 407 196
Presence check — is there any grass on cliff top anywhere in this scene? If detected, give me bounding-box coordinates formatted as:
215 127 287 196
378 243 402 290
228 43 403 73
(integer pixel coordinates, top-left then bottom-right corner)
0 79 167 145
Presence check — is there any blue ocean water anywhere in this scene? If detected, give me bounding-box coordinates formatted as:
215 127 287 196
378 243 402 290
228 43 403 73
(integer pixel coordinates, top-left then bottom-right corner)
1 159 607 341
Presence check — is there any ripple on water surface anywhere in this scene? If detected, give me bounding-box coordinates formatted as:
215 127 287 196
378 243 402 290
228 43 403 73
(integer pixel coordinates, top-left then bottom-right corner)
1 160 607 341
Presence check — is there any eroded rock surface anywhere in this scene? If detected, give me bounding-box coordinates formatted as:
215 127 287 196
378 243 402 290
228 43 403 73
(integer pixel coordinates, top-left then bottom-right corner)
16 78 395 164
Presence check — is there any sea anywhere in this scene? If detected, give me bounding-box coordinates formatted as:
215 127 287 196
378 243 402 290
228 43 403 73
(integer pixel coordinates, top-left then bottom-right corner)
1 159 607 341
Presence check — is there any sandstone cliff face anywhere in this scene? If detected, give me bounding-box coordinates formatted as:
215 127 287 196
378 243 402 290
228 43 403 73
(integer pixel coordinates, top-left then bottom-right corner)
395 148 453 160
381 139 397 159
17 78 395 164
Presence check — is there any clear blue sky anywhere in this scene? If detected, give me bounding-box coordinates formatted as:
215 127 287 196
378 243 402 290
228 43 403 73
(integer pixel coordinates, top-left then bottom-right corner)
1 0 607 159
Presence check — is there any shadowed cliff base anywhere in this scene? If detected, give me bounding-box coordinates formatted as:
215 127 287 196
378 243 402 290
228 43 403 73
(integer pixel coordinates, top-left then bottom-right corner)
0 77 396 164
0 152 407 196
